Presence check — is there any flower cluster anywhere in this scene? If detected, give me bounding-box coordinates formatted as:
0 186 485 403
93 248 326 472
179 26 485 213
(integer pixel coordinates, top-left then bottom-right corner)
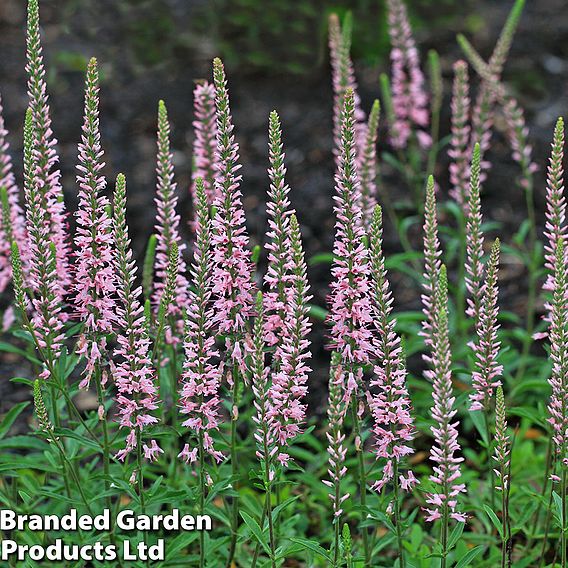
73 58 116 389
152 100 189 337
327 88 372 383
424 266 466 523
178 179 223 464
367 206 416 492
112 174 161 462
385 0 430 149
191 81 219 205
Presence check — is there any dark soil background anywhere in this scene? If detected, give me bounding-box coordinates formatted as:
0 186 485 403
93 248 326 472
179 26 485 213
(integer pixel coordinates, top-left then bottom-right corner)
0 0 567 416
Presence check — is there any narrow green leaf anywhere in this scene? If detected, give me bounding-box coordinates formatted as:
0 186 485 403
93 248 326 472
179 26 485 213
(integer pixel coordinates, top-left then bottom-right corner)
240 511 270 556
0 402 30 439
454 545 484 568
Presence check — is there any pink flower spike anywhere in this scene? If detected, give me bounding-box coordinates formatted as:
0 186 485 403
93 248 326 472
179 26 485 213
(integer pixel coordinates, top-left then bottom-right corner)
210 58 255 340
266 214 312 457
191 81 220 205
367 206 416 493
327 88 373 376
112 174 160 461
179 179 223 465
152 100 189 341
73 58 116 389
469 240 503 411
423 265 466 523
0 94 28 295
26 0 71 293
386 0 429 149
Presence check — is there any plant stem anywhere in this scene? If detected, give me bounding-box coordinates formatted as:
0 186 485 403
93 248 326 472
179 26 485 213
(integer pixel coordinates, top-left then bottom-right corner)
392 463 406 568
95 368 111 504
199 431 206 568
440 503 449 568
226 363 240 568
351 396 370 567
562 468 567 568
262 435 276 567
136 428 145 514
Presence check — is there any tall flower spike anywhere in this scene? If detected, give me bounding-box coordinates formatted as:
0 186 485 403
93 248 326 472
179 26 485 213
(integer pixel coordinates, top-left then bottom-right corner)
327 88 373 394
547 236 568 467
191 81 219 205
250 292 277 481
22 108 64 379
73 58 116 389
210 58 255 344
464 144 485 321
420 175 442 358
543 118 566 294
0 93 27 295
424 265 466 523
112 173 161 462
267 214 312 464
466 0 526 174
493 386 511 494
323 353 350 520
386 0 430 149
448 61 471 206
152 100 189 341
179 178 223 465
469 239 503 411
358 100 381 229
328 12 367 167
26 0 70 291
367 206 416 493
263 110 294 349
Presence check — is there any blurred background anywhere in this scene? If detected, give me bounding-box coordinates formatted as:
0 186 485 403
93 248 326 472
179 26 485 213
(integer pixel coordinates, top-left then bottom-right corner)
0 0 567 409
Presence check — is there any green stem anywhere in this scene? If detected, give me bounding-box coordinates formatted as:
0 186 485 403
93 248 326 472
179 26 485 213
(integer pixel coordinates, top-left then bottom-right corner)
562 469 567 568
440 503 449 568
226 364 240 568
136 429 145 514
262 437 276 567
199 431 206 568
392 463 406 568
351 396 370 567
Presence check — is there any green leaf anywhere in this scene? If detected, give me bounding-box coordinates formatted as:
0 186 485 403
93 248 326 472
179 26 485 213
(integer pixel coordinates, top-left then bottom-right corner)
288 538 331 562
469 410 489 446
483 505 503 538
454 545 484 568
308 252 334 266
308 304 328 322
0 402 30 439
447 521 464 550
0 341 40 364
240 511 270 556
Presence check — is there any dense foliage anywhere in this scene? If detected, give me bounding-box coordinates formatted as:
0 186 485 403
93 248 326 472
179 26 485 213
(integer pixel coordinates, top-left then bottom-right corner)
0 0 565 566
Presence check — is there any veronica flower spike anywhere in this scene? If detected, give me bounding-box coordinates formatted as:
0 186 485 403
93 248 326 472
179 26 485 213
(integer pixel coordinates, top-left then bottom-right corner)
469 239 503 412
263 110 294 351
178 178 223 467
191 81 219 205
0 93 27 300
424 266 466 564
367 205 416 567
323 353 350 568
547 236 568 566
211 57 256 566
112 173 161 467
267 214 312 463
26 0 70 292
22 108 64 382
73 57 116 391
152 100 189 343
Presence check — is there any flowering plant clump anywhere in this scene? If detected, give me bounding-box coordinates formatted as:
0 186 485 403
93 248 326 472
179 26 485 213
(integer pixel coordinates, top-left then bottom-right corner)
1 0 567 566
